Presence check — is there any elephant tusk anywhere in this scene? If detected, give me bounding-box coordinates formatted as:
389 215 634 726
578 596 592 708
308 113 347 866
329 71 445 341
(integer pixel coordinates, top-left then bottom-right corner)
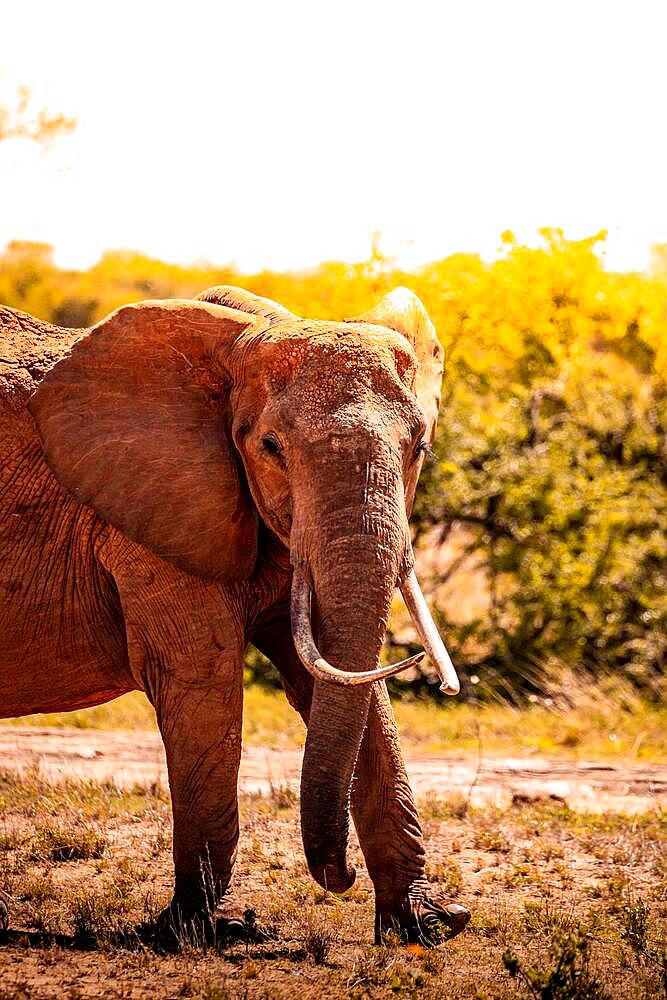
400 570 460 696
290 569 425 686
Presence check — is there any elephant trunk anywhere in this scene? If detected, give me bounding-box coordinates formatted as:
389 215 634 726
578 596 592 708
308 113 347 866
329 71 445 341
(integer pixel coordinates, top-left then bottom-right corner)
292 442 409 892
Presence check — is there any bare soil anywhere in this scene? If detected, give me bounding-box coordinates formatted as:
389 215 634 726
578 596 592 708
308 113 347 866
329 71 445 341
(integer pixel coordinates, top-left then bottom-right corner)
0 728 665 999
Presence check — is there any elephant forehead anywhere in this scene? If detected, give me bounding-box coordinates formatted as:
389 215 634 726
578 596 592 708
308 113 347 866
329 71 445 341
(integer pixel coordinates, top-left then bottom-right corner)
257 320 418 387
275 358 424 441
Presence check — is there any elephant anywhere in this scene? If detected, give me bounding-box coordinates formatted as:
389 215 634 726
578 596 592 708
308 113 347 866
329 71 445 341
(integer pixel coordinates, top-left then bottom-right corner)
0 284 470 946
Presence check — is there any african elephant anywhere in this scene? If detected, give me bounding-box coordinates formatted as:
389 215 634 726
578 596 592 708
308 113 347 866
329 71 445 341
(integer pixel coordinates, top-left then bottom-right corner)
0 285 470 945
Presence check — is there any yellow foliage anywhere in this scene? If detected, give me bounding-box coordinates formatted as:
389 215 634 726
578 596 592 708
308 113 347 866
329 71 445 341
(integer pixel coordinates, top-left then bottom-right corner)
2 230 665 384
1 230 665 694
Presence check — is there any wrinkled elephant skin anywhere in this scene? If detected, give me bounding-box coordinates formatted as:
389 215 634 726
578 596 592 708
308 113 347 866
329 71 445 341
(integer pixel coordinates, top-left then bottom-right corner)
0 286 470 945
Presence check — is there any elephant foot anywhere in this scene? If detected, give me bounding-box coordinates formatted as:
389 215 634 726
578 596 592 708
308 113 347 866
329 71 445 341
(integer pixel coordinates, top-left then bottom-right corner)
152 901 271 952
0 891 9 939
375 885 470 946
213 905 273 944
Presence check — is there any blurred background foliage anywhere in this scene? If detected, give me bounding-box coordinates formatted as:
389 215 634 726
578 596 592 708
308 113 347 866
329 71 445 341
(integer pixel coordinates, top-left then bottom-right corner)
1 230 665 701
0 86 75 146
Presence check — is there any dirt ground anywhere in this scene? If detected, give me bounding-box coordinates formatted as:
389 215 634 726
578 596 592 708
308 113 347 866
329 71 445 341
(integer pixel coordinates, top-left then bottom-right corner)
0 728 665 999
2 726 667 814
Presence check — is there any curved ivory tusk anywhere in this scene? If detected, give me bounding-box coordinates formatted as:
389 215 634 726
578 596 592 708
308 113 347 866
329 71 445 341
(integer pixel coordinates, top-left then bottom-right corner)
290 569 425 686
400 570 460 696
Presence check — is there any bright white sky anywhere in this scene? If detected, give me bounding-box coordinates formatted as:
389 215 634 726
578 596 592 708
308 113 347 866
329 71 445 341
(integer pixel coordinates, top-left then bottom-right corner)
1 0 666 273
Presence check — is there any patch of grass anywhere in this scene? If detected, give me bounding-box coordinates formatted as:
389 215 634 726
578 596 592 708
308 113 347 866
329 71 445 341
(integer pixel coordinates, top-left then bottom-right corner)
0 768 170 820
238 789 299 825
529 838 566 863
473 825 510 853
425 858 463 896
522 900 579 939
469 903 513 939
620 895 650 961
503 862 545 889
18 872 59 904
300 910 337 965
347 939 426 997
31 822 107 862
187 983 231 1000
0 766 664 998
394 673 667 761
0 826 23 852
5 674 666 762
4 690 157 731
268 781 299 811
418 791 469 821
508 800 667 844
340 886 371 906
12 872 61 935
70 884 136 948
503 928 612 999
242 687 307 747
149 822 171 858
617 887 667 993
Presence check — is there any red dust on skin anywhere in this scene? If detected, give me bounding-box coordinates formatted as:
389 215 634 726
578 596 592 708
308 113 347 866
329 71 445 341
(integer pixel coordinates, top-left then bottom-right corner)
0 285 469 945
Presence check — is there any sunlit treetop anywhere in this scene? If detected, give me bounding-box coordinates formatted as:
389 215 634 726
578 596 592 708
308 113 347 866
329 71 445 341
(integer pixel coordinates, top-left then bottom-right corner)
0 87 76 147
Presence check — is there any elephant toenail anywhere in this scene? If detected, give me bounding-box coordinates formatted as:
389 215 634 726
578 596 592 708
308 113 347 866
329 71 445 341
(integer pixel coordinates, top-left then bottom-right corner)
443 903 471 934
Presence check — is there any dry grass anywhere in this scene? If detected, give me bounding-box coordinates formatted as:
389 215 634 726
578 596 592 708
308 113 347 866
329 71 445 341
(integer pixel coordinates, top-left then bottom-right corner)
5 675 667 762
0 770 664 998
30 823 108 863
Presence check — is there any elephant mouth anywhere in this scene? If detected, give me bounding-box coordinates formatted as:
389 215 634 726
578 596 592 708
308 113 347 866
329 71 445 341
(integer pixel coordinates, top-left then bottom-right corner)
290 562 460 695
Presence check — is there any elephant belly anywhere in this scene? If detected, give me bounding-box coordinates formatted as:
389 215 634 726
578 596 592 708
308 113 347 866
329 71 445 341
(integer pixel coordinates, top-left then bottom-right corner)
0 441 133 718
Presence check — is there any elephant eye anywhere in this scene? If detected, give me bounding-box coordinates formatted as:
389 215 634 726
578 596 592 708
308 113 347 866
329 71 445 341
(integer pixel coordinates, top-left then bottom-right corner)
261 433 283 458
413 439 431 462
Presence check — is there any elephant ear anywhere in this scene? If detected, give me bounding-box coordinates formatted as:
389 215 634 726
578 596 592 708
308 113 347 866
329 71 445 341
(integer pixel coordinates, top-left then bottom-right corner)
29 299 267 580
347 287 443 445
196 285 298 325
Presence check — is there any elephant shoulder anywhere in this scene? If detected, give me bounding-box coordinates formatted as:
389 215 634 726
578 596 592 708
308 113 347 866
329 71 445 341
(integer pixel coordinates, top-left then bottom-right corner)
0 305 86 402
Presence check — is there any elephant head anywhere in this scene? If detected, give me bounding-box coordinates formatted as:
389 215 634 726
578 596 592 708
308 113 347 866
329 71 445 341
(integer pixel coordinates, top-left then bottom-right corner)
29 284 458 894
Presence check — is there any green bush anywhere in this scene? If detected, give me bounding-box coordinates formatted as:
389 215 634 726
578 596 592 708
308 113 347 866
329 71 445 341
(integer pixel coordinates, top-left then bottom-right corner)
411 231 667 696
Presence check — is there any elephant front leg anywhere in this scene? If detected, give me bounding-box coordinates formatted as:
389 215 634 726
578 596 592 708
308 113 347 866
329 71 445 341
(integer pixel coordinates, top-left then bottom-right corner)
351 683 470 945
253 619 470 946
149 664 243 934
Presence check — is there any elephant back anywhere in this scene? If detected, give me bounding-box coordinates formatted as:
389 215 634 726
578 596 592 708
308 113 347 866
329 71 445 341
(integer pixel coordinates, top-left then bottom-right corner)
0 306 85 403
